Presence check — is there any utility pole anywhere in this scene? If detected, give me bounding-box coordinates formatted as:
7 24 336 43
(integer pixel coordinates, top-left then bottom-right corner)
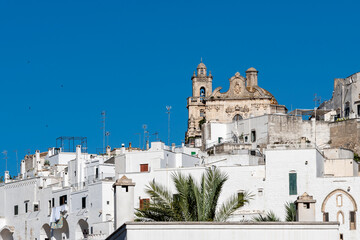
166 106 172 146
101 111 106 154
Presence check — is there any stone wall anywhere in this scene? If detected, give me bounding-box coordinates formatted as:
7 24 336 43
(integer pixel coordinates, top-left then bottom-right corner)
267 115 330 147
330 119 360 154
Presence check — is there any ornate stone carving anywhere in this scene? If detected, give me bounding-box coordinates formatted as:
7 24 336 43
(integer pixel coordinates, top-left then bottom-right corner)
234 83 241 94
225 106 233 113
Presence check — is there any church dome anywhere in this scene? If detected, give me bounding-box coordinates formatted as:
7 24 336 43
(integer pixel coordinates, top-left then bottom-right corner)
197 62 206 69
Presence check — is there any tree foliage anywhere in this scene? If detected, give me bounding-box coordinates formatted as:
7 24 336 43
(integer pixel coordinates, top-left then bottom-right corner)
135 167 252 222
285 201 296 222
252 211 280 222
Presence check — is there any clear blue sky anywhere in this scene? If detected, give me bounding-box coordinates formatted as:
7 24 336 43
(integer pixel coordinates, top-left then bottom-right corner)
1 0 359 176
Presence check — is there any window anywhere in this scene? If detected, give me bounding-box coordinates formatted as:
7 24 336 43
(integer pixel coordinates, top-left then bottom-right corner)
48 200 52 216
340 233 343 240
323 212 329 222
52 198 55 207
244 136 248 142
25 201 28 213
289 173 297 195
336 194 343 207
82 197 86 209
237 192 245 207
140 164 148 172
233 114 243 121
251 130 256 142
122 186 128 192
95 168 99 179
59 195 67 206
14 205 18 215
34 202 39 212
107 201 110 205
337 211 344 224
304 203 310 209
74 171 76 176
350 211 356 230
345 102 350 118
200 110 205 117
139 198 150 210
357 105 360 116
200 87 206 97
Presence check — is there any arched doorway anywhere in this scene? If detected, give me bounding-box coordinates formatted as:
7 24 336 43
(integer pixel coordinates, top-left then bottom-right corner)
322 189 357 231
75 219 89 239
40 224 51 240
0 227 14 240
52 217 69 240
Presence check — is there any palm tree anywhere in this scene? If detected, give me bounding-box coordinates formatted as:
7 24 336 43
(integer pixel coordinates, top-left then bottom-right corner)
285 201 296 221
252 211 280 222
135 167 252 222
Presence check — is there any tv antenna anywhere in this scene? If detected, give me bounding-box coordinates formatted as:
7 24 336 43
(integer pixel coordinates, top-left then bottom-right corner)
166 106 172 146
142 124 147 150
152 132 159 141
101 111 106 154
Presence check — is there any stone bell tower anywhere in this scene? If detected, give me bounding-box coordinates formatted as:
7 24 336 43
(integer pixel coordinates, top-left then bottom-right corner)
186 60 213 146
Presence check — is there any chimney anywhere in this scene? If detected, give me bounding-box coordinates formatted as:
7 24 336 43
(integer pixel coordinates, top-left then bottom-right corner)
121 143 125 154
129 142 132 152
113 176 136 229
106 146 111 156
246 67 258 88
21 160 25 179
4 171 10 183
76 145 81 159
146 141 149 150
295 192 316 222
171 143 175 152
36 150 41 171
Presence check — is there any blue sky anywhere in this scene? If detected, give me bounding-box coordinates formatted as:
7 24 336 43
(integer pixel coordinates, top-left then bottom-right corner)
0 0 359 176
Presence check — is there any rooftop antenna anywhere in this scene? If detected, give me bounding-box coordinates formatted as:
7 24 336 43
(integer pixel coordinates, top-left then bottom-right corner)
200 57 203 63
101 111 106 154
166 106 172 146
134 133 141 149
142 124 148 150
2 150 8 171
152 132 159 141
105 131 110 147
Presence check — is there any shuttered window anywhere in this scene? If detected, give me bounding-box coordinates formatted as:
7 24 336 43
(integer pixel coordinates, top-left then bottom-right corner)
350 211 356 230
140 164 149 172
289 173 297 195
139 198 150 210
323 212 329 222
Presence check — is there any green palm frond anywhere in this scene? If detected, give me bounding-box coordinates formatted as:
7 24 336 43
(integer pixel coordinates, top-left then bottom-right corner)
252 211 280 222
285 201 296 222
135 167 250 222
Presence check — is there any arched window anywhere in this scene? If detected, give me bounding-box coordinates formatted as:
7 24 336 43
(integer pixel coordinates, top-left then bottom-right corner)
200 87 206 98
233 114 243 121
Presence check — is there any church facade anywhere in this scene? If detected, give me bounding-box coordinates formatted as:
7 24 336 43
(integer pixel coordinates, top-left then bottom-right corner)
186 62 287 146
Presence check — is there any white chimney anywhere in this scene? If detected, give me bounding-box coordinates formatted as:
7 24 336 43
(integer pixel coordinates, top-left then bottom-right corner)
113 176 135 229
4 171 10 183
20 160 25 179
36 150 41 171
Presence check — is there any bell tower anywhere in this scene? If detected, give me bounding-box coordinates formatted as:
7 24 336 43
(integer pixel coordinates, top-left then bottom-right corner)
186 60 213 146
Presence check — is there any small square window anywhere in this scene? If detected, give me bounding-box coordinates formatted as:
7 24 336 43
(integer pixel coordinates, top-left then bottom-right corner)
107 201 110 205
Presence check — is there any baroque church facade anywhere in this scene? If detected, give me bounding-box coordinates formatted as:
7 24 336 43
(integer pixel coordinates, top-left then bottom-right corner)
186 61 287 146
